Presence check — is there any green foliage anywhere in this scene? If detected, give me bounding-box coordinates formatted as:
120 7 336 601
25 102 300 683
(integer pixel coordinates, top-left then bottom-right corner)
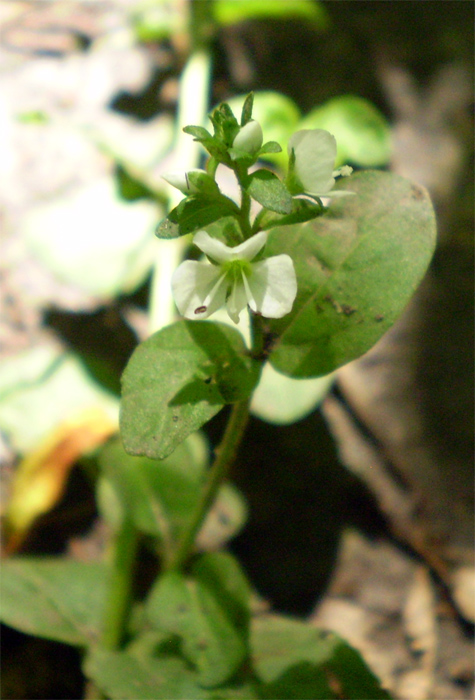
98 436 247 554
156 193 240 239
98 435 208 542
252 615 392 699
146 552 250 687
120 320 260 459
246 169 293 214
0 560 391 699
266 170 436 377
213 0 329 27
0 558 106 646
299 95 393 167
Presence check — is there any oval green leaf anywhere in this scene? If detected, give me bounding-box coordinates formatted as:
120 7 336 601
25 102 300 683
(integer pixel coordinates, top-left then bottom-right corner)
266 171 436 378
120 320 260 459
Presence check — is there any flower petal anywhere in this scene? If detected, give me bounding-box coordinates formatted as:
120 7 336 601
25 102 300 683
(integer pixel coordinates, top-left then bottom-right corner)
229 231 268 261
171 260 227 319
289 129 337 195
225 278 249 324
193 231 234 263
246 255 297 318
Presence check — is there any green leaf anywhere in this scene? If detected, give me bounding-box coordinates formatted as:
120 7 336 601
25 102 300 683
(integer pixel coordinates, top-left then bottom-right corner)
84 639 257 699
156 195 239 239
252 615 391 699
254 198 324 233
246 169 293 214
298 95 392 168
259 140 282 155
84 643 211 700
266 171 436 378
183 125 214 141
98 434 208 542
0 558 106 646
192 552 251 638
214 0 329 27
0 342 118 454
23 177 157 299
120 321 260 459
146 552 250 687
240 93 254 126
250 363 334 425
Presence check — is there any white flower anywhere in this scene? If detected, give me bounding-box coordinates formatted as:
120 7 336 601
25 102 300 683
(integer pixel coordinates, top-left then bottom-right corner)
232 120 263 154
287 129 354 198
171 230 297 324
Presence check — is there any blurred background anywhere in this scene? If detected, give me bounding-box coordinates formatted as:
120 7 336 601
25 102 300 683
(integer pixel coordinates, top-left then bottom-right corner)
0 2 473 698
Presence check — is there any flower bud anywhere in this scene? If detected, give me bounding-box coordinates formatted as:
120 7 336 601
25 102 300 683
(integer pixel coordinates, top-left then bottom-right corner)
232 120 263 154
162 169 207 194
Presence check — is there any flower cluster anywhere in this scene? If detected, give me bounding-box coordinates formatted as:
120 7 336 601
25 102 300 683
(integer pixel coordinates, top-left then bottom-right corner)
162 98 353 325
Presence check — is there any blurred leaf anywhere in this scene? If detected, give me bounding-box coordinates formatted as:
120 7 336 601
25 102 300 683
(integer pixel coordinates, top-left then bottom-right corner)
116 163 155 201
85 644 210 699
146 552 250 687
251 363 335 425
252 614 392 699
266 171 437 377
84 640 257 699
23 177 157 300
98 434 207 544
120 321 260 460
16 110 49 124
0 343 118 454
4 407 116 544
196 482 248 551
299 95 392 167
0 558 106 646
131 1 182 42
214 0 329 27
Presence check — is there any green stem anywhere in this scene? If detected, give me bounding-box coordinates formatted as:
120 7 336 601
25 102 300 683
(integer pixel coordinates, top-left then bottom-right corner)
168 398 251 572
100 516 139 650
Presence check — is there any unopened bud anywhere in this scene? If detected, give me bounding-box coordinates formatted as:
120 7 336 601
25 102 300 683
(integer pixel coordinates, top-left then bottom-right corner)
232 120 263 154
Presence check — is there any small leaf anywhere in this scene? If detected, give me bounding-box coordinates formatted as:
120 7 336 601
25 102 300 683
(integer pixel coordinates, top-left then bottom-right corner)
146 553 250 687
246 170 293 214
183 125 213 141
266 171 436 377
120 321 260 459
254 198 324 232
156 195 240 239
259 141 282 155
240 93 254 126
0 558 106 646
